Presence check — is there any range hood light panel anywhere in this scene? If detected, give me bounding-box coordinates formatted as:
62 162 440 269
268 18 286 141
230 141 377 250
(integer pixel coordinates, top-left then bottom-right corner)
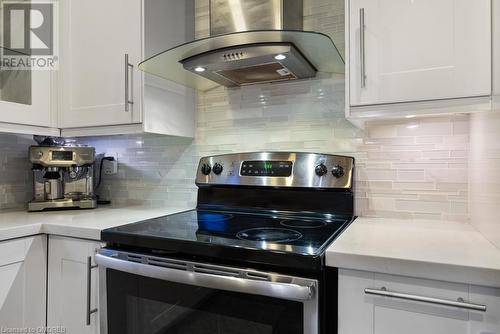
274 54 287 60
139 31 344 91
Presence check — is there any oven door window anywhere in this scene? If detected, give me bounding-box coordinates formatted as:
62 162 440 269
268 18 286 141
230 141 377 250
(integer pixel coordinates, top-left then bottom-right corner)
106 269 305 334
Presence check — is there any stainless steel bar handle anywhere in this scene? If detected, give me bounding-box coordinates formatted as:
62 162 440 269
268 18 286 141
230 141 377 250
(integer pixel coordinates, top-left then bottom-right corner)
86 256 98 326
124 54 134 112
95 253 314 302
359 8 366 88
365 287 487 312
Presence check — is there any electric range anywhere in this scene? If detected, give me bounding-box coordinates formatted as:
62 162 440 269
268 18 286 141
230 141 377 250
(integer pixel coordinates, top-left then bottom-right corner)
97 152 355 334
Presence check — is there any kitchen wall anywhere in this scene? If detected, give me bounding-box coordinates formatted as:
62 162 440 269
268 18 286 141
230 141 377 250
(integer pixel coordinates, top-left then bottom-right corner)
0 0 470 222
470 112 500 248
82 0 469 222
0 134 34 210
86 84 469 222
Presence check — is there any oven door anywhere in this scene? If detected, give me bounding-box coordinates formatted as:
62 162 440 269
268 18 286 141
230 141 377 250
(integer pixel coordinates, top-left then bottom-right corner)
95 249 318 334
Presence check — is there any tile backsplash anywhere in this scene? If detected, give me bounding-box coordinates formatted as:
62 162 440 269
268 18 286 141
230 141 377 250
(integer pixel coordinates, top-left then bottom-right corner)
470 112 500 248
0 134 34 210
84 76 469 221
72 0 467 221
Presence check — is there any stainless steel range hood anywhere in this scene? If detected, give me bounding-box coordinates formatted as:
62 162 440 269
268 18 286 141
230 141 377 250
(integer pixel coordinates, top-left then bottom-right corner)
138 0 344 91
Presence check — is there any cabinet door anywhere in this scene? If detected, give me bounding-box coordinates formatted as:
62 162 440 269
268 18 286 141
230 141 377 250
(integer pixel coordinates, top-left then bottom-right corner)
59 0 142 128
0 236 47 329
47 236 103 334
0 7 52 128
0 70 52 127
348 0 491 106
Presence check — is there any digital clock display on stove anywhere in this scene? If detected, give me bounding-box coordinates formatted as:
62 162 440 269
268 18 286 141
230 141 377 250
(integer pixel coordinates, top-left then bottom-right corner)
240 160 293 177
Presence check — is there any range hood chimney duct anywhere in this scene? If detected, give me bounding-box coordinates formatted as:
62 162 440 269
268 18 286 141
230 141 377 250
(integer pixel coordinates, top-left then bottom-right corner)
209 0 303 35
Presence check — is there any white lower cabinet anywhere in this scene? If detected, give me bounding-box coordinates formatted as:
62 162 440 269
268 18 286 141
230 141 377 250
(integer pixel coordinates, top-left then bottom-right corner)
0 235 47 329
338 269 500 334
47 236 103 334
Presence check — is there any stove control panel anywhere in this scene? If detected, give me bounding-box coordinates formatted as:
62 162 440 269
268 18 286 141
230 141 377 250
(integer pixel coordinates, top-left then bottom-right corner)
196 152 354 189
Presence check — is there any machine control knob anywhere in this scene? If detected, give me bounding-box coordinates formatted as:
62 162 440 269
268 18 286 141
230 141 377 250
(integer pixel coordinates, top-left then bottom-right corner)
34 151 43 159
201 163 211 175
212 163 223 175
331 165 345 178
315 163 328 176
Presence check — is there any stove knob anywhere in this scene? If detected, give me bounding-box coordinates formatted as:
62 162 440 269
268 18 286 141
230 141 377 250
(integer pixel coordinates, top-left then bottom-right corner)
212 163 223 175
200 163 211 175
331 165 345 178
315 163 328 176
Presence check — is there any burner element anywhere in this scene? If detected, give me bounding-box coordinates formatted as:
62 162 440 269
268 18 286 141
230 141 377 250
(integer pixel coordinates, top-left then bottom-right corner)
280 219 328 229
236 228 302 243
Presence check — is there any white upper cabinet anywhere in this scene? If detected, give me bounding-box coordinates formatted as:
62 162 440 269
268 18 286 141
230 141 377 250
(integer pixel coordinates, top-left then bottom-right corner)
0 69 53 127
59 0 142 128
347 0 491 108
0 5 56 133
59 0 195 138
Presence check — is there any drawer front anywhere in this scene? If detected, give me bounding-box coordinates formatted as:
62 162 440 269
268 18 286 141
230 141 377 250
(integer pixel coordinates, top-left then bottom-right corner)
0 237 33 267
0 235 47 328
371 273 470 334
339 269 498 334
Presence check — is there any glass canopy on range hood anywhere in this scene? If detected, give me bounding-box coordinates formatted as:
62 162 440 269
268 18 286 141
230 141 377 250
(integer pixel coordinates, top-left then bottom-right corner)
138 30 345 92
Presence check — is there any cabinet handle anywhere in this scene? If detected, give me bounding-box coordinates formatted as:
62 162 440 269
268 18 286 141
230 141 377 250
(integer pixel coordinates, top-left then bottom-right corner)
359 8 366 88
365 287 487 312
124 54 134 112
86 256 98 326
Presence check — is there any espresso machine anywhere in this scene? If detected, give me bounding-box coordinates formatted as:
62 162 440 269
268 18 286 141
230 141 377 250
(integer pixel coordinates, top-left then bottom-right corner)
28 144 98 211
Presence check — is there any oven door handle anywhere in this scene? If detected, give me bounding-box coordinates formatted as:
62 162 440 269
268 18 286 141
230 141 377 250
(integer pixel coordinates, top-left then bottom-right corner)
95 253 315 301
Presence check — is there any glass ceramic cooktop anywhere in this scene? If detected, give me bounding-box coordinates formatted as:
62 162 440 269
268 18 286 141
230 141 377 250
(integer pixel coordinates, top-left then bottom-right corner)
103 209 352 256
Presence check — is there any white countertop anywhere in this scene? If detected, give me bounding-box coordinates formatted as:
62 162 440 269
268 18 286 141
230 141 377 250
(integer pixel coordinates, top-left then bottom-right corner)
3 208 500 288
326 217 500 288
0 205 191 241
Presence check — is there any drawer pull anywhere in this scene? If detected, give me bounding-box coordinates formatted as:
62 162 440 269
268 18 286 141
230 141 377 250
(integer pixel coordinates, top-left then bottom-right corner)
364 287 486 312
